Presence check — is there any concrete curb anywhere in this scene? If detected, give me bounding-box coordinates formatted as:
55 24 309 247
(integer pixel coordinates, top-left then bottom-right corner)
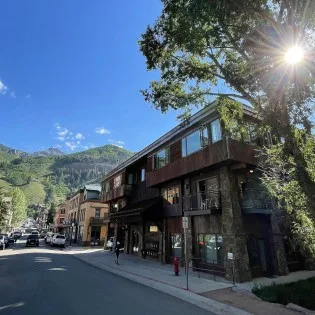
71 253 252 315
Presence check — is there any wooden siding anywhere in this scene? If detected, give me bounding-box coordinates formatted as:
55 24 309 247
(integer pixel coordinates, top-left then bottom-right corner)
147 139 257 187
170 140 182 163
103 184 132 202
164 204 182 217
167 217 183 233
147 156 153 172
193 215 222 234
129 182 159 203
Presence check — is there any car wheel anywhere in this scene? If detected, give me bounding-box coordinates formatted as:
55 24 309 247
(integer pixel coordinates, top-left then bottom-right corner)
36 244 39 247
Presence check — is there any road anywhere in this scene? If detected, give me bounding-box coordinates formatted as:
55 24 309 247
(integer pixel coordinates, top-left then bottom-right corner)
0 235 214 315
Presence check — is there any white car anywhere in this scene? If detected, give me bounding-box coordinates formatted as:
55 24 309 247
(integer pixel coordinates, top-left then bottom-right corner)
106 237 114 251
50 234 66 248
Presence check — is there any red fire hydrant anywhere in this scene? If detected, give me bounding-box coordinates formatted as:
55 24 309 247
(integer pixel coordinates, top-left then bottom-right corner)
174 256 179 276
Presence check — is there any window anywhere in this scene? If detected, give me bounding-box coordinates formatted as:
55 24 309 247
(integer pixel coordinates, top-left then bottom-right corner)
210 119 222 143
154 147 170 169
182 127 209 157
59 218 64 224
162 186 180 205
113 175 122 188
105 182 110 192
197 234 223 264
170 233 183 258
127 173 133 185
61 209 65 215
95 208 100 219
141 169 146 182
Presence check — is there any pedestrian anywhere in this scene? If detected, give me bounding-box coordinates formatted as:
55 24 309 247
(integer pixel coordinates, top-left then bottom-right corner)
114 241 121 265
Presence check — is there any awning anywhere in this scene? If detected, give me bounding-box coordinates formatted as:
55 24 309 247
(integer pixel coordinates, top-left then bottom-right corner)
109 197 163 223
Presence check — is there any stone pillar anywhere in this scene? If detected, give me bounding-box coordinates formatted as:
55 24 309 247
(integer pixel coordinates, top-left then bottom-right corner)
269 213 289 275
220 165 252 283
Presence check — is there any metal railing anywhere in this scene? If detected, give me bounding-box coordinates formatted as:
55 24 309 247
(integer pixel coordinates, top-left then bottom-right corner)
183 191 221 212
89 217 107 224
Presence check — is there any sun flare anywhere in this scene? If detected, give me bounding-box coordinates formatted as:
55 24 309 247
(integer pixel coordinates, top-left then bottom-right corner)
284 46 304 65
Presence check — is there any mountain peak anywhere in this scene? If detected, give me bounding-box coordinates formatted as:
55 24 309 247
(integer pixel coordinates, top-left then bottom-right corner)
32 147 65 157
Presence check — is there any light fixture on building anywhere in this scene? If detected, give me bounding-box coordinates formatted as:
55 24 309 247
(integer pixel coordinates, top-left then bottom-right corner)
249 170 254 173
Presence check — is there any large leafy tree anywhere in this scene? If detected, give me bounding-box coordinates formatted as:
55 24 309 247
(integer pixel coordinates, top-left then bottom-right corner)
11 188 28 227
140 0 315 257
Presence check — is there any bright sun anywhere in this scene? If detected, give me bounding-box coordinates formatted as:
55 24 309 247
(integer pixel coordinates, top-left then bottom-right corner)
284 46 304 64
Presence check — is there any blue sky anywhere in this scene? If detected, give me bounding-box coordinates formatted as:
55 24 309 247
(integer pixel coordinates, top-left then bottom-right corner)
0 0 185 153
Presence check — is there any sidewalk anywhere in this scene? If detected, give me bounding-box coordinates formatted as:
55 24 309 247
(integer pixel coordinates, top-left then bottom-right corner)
70 249 249 315
68 248 309 315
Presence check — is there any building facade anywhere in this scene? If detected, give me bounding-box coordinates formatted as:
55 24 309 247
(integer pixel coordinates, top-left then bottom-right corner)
53 203 67 233
101 101 292 283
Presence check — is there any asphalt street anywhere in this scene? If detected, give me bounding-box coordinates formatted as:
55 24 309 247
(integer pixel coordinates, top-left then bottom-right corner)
0 235 214 315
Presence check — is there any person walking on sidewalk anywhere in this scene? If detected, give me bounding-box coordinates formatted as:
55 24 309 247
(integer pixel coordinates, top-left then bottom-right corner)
114 241 121 265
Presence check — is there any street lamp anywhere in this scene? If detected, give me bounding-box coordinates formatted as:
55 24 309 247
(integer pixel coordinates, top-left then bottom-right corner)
69 222 75 247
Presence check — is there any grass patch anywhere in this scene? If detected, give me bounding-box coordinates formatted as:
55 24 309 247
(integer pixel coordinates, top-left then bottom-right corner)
21 182 46 204
252 277 315 310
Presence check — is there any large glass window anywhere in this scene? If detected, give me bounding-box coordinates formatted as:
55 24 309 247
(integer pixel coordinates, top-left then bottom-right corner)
113 175 122 188
197 234 223 264
182 127 209 157
141 169 146 182
211 119 222 143
162 186 180 205
105 182 110 192
171 233 183 258
154 147 170 169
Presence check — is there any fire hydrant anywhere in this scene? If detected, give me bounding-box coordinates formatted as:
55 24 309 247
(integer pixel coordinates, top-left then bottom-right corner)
174 256 179 276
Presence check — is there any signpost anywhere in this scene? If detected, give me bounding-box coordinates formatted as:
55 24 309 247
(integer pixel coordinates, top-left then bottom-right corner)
182 217 189 290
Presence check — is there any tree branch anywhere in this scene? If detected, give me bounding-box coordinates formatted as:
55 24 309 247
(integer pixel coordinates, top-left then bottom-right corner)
206 50 256 104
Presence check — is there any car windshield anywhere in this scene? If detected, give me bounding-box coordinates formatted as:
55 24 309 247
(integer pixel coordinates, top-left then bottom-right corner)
28 235 38 239
56 235 65 239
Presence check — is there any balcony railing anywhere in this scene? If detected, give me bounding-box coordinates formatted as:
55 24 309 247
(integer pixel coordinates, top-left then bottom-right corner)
103 184 132 202
89 217 108 225
183 191 221 213
241 189 273 214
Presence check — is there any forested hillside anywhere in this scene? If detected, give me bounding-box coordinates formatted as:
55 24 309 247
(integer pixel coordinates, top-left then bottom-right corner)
0 144 133 204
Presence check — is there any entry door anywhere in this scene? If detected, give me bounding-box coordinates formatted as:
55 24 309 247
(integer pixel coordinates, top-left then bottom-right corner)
131 232 139 254
247 237 268 278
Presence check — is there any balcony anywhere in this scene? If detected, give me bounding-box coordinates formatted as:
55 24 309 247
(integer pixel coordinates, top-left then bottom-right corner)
183 191 221 216
241 189 273 214
103 184 132 202
89 216 108 225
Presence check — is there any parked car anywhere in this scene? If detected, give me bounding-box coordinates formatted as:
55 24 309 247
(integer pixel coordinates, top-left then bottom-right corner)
106 237 114 251
13 231 22 238
0 235 9 249
26 235 39 247
31 231 39 237
7 234 15 244
50 234 66 248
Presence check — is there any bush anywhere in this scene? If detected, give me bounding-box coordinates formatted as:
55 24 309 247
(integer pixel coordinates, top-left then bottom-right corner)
252 278 315 310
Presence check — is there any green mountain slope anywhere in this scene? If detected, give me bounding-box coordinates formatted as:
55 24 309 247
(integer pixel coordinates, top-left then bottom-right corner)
0 145 133 204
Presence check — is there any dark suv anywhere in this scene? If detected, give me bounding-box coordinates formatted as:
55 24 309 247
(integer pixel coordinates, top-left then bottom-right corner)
26 234 39 247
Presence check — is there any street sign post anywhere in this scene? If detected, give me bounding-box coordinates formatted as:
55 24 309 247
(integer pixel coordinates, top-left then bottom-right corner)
182 217 189 290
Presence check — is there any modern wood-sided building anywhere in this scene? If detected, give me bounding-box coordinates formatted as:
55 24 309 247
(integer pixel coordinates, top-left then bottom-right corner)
101 101 291 283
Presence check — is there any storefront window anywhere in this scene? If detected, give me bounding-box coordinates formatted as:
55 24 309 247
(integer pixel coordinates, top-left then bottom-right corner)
197 234 223 264
171 233 183 258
